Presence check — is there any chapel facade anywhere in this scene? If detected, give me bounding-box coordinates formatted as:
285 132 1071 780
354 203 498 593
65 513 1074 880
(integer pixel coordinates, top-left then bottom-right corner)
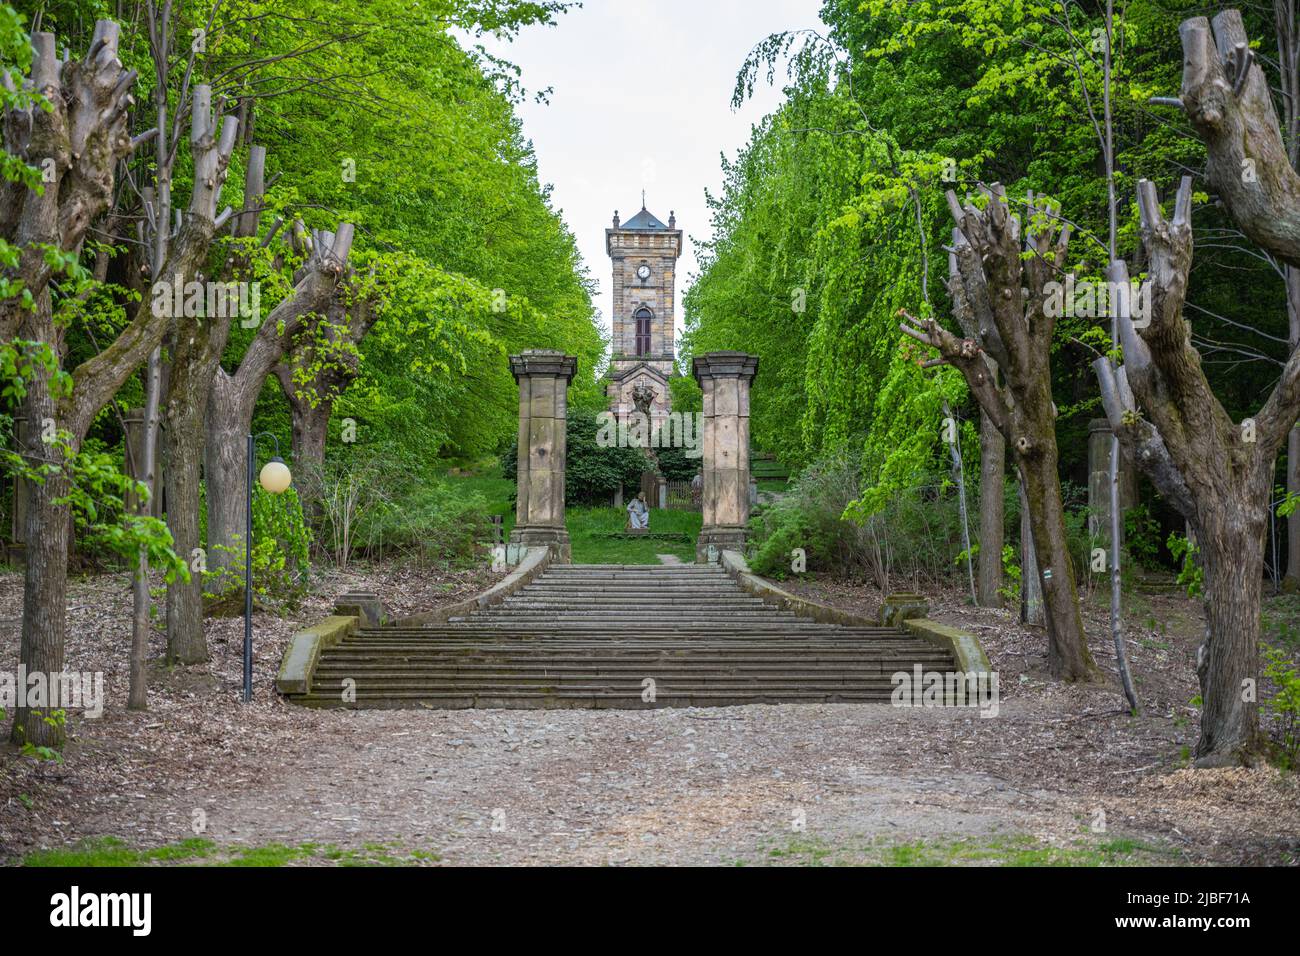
605 201 682 426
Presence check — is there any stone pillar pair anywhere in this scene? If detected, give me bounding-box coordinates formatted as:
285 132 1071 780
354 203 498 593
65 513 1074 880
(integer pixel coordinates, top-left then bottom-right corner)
509 350 576 562
505 349 760 566
693 352 759 563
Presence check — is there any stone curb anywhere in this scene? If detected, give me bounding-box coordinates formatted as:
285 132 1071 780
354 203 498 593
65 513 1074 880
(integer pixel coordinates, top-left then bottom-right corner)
719 550 992 675
390 546 553 628
276 615 358 696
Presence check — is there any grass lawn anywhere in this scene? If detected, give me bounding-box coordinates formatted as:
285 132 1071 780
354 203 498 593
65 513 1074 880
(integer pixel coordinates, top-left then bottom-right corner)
20 836 441 867
567 506 701 564
440 468 701 565
745 834 1174 867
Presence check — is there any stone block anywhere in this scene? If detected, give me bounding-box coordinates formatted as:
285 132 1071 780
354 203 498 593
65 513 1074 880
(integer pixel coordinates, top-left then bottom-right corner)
879 592 930 627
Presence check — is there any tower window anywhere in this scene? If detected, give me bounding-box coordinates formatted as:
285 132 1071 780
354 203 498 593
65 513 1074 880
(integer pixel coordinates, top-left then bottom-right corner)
634 307 652 356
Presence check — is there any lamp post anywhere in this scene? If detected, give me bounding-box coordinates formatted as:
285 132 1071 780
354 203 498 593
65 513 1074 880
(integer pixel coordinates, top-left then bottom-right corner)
244 432 292 702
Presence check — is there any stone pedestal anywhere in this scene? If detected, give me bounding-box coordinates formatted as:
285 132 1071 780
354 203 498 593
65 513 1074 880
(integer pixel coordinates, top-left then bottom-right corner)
1087 419 1136 539
693 351 759 562
508 350 576 562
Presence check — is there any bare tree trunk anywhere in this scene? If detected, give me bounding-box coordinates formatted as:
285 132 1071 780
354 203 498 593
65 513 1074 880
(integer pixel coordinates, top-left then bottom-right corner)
129 345 162 707
163 382 212 663
1195 468 1269 764
978 409 1004 606
204 381 248 580
1020 446 1091 677
276 369 331 529
1286 269 1300 589
203 224 355 576
902 187 1096 679
1019 481 1043 626
13 302 70 747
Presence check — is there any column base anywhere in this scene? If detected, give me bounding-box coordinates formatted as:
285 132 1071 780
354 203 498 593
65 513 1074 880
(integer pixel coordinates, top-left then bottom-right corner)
509 526 571 563
696 527 746 564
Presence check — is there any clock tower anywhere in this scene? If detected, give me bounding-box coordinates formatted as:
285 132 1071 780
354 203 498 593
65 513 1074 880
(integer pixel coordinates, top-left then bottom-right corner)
605 201 682 423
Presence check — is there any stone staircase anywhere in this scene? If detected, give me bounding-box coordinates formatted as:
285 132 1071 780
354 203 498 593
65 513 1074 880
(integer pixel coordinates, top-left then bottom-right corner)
289 563 957 709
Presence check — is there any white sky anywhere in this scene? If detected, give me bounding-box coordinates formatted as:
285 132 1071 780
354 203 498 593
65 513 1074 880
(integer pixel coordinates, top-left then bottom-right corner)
470 0 826 361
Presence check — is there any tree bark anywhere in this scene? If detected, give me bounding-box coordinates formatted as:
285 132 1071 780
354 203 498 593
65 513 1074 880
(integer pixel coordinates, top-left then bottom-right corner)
1096 166 1288 764
1019 480 1044 626
13 296 71 747
204 226 356 577
1019 433 1089 674
163 147 266 663
1195 465 1270 763
1287 269 1300 589
978 408 1004 606
901 186 1097 680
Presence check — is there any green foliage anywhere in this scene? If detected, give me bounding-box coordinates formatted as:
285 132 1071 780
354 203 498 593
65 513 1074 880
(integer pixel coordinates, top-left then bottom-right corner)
1263 647 1300 769
1123 503 1164 571
363 481 493 567
654 442 701 482
18 709 64 763
999 544 1022 605
748 448 967 587
1167 531 1203 598
503 414 647 506
1 423 187 581
202 485 312 613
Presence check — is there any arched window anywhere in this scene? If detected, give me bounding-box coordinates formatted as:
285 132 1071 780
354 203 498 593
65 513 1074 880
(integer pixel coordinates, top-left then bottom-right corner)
634 307 652 356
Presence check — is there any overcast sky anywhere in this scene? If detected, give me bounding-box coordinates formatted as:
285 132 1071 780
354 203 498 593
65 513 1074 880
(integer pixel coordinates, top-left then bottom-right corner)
470 0 825 356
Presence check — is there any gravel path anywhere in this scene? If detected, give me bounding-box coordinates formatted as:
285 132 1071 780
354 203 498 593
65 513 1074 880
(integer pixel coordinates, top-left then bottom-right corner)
63 696 1298 865
3 565 1298 866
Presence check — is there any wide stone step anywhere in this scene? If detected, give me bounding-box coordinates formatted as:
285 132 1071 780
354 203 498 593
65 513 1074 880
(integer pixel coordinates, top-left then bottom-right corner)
318 652 950 667
283 562 959 712
358 626 904 636
457 613 800 621
292 690 905 709
330 641 942 655
363 625 886 636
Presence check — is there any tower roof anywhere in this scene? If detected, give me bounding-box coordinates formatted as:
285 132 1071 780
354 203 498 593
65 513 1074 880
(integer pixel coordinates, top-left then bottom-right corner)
619 206 669 230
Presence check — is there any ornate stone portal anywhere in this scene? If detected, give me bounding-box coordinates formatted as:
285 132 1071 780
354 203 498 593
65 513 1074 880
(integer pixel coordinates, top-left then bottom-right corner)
693 351 759 562
509 350 576 562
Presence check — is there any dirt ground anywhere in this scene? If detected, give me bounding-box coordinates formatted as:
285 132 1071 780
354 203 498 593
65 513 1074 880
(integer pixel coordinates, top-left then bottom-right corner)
1 562 1297 866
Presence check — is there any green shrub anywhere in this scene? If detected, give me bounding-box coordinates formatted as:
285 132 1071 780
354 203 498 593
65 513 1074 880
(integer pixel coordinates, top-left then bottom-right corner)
1263 647 1300 769
748 448 968 588
1167 531 1203 597
363 481 492 567
202 483 312 613
1123 504 1165 571
503 412 647 506
654 441 701 482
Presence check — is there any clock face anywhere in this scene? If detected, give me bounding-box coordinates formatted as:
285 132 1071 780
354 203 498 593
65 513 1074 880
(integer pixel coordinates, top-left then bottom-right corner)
637 265 651 280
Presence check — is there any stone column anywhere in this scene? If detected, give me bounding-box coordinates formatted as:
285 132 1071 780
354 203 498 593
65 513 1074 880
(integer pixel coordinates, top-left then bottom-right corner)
693 351 759 562
508 350 576 562
1087 419 1136 538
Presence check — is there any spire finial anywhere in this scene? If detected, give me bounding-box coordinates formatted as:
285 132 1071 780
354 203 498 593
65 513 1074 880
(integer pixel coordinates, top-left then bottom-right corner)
641 189 646 209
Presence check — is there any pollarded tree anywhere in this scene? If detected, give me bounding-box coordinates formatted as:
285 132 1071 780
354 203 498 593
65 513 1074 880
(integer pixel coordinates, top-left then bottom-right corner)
901 185 1098 681
202 224 355 593
2 22 238 746
1093 10 1300 764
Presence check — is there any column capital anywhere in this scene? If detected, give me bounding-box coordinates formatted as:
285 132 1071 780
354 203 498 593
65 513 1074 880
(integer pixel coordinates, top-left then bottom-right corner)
691 351 759 385
510 350 577 384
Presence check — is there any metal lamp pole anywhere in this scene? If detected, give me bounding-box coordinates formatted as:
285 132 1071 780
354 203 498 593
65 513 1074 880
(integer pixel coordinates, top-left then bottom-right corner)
244 432 290 703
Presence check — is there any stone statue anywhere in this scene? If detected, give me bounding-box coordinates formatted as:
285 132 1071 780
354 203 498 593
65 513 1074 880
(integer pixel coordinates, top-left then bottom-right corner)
626 492 649 531
631 383 656 419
